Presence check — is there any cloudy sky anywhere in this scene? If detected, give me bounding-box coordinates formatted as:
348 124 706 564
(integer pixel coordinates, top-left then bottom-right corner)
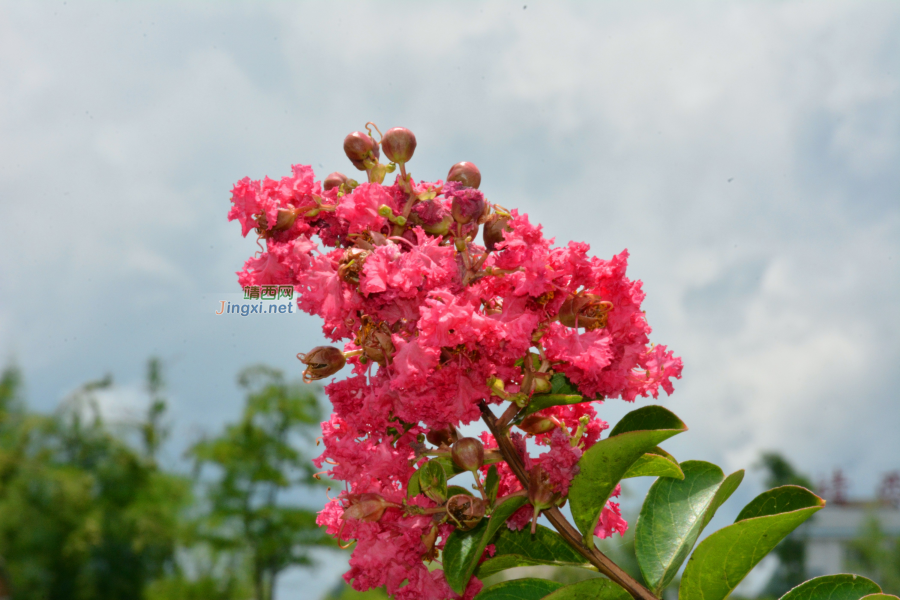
1 1 898 597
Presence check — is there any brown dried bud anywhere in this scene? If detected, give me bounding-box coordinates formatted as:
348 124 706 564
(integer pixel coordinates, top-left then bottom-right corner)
426 427 456 448
342 493 394 522
558 294 614 331
447 161 482 189
528 465 561 511
482 213 511 251
323 171 349 191
421 524 439 560
343 131 380 171
451 437 484 472
381 127 417 164
518 414 558 435
297 346 346 382
446 494 486 531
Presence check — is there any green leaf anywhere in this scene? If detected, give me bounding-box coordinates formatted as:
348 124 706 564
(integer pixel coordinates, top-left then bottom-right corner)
550 372 581 395
679 485 825 600
444 496 528 594
623 452 684 480
860 595 900 600
569 406 687 544
409 459 447 503
541 578 632 600
522 394 585 418
448 485 474 497
778 574 882 600
476 524 592 579
635 461 744 595
485 465 499 506
474 578 563 600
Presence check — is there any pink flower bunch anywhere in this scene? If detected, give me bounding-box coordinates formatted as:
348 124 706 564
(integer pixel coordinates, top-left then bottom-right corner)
229 125 682 599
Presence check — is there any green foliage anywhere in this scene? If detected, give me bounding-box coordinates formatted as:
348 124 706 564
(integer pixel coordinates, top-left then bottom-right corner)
622 450 684 481
635 461 743 595
679 486 824 600
541 578 631 600
444 496 528 594
476 524 592 579
568 406 687 544
0 361 190 600
188 365 329 600
474 577 564 599
778 574 882 600
848 516 900 595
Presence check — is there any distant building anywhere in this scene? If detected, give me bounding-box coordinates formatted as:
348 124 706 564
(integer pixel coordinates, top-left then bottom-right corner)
803 503 900 577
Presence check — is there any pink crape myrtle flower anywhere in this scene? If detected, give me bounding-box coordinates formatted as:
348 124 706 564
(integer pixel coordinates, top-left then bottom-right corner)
229 130 682 599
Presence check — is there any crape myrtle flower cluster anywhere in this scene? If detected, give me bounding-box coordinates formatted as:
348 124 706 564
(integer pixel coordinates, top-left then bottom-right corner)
228 124 683 600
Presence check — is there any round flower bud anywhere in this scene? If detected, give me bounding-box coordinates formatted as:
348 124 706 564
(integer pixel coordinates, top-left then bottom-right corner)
447 161 482 189
518 414 558 435
343 131 380 171
323 171 348 191
342 493 394 522
528 465 561 510
381 127 417 164
446 494 486 531
482 213 511 251
531 375 552 395
297 346 346 382
451 437 484 472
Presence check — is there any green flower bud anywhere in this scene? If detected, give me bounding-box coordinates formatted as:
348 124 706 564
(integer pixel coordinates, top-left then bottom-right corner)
451 437 484 472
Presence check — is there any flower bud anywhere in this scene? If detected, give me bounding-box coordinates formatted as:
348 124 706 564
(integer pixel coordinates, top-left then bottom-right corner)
342 493 394 522
531 375 552 395
297 346 346 382
426 427 456 448
558 294 614 331
447 161 482 189
323 171 348 191
451 437 484 472
518 414 558 435
343 131 380 171
482 213 511 251
446 494 486 531
381 127 417 164
447 183 486 225
528 465 562 534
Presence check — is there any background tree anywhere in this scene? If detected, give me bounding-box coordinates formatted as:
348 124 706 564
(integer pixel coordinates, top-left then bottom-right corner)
848 515 900 595
756 452 815 598
188 365 331 600
0 360 190 600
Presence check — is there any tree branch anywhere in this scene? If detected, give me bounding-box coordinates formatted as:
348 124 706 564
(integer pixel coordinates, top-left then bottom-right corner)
479 401 658 600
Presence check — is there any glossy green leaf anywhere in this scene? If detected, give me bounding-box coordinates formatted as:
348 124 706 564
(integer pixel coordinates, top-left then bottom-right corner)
474 578 563 600
779 574 882 600
444 496 528 594
541 578 632 600
476 524 592 579
522 394 584 418
622 452 684 480
635 461 744 595
550 372 581 395
679 485 825 600
569 406 687 544
485 465 499 506
448 485 474 497
860 595 900 600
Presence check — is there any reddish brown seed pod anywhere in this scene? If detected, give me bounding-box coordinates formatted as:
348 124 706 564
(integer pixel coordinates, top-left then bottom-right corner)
297 346 346 382
381 127 417 164
451 437 485 472
446 494 486 531
447 161 482 189
517 414 558 435
343 131 380 170
482 213 511 251
323 171 349 191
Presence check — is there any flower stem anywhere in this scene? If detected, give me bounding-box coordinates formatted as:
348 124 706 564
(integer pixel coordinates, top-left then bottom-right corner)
478 401 659 600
